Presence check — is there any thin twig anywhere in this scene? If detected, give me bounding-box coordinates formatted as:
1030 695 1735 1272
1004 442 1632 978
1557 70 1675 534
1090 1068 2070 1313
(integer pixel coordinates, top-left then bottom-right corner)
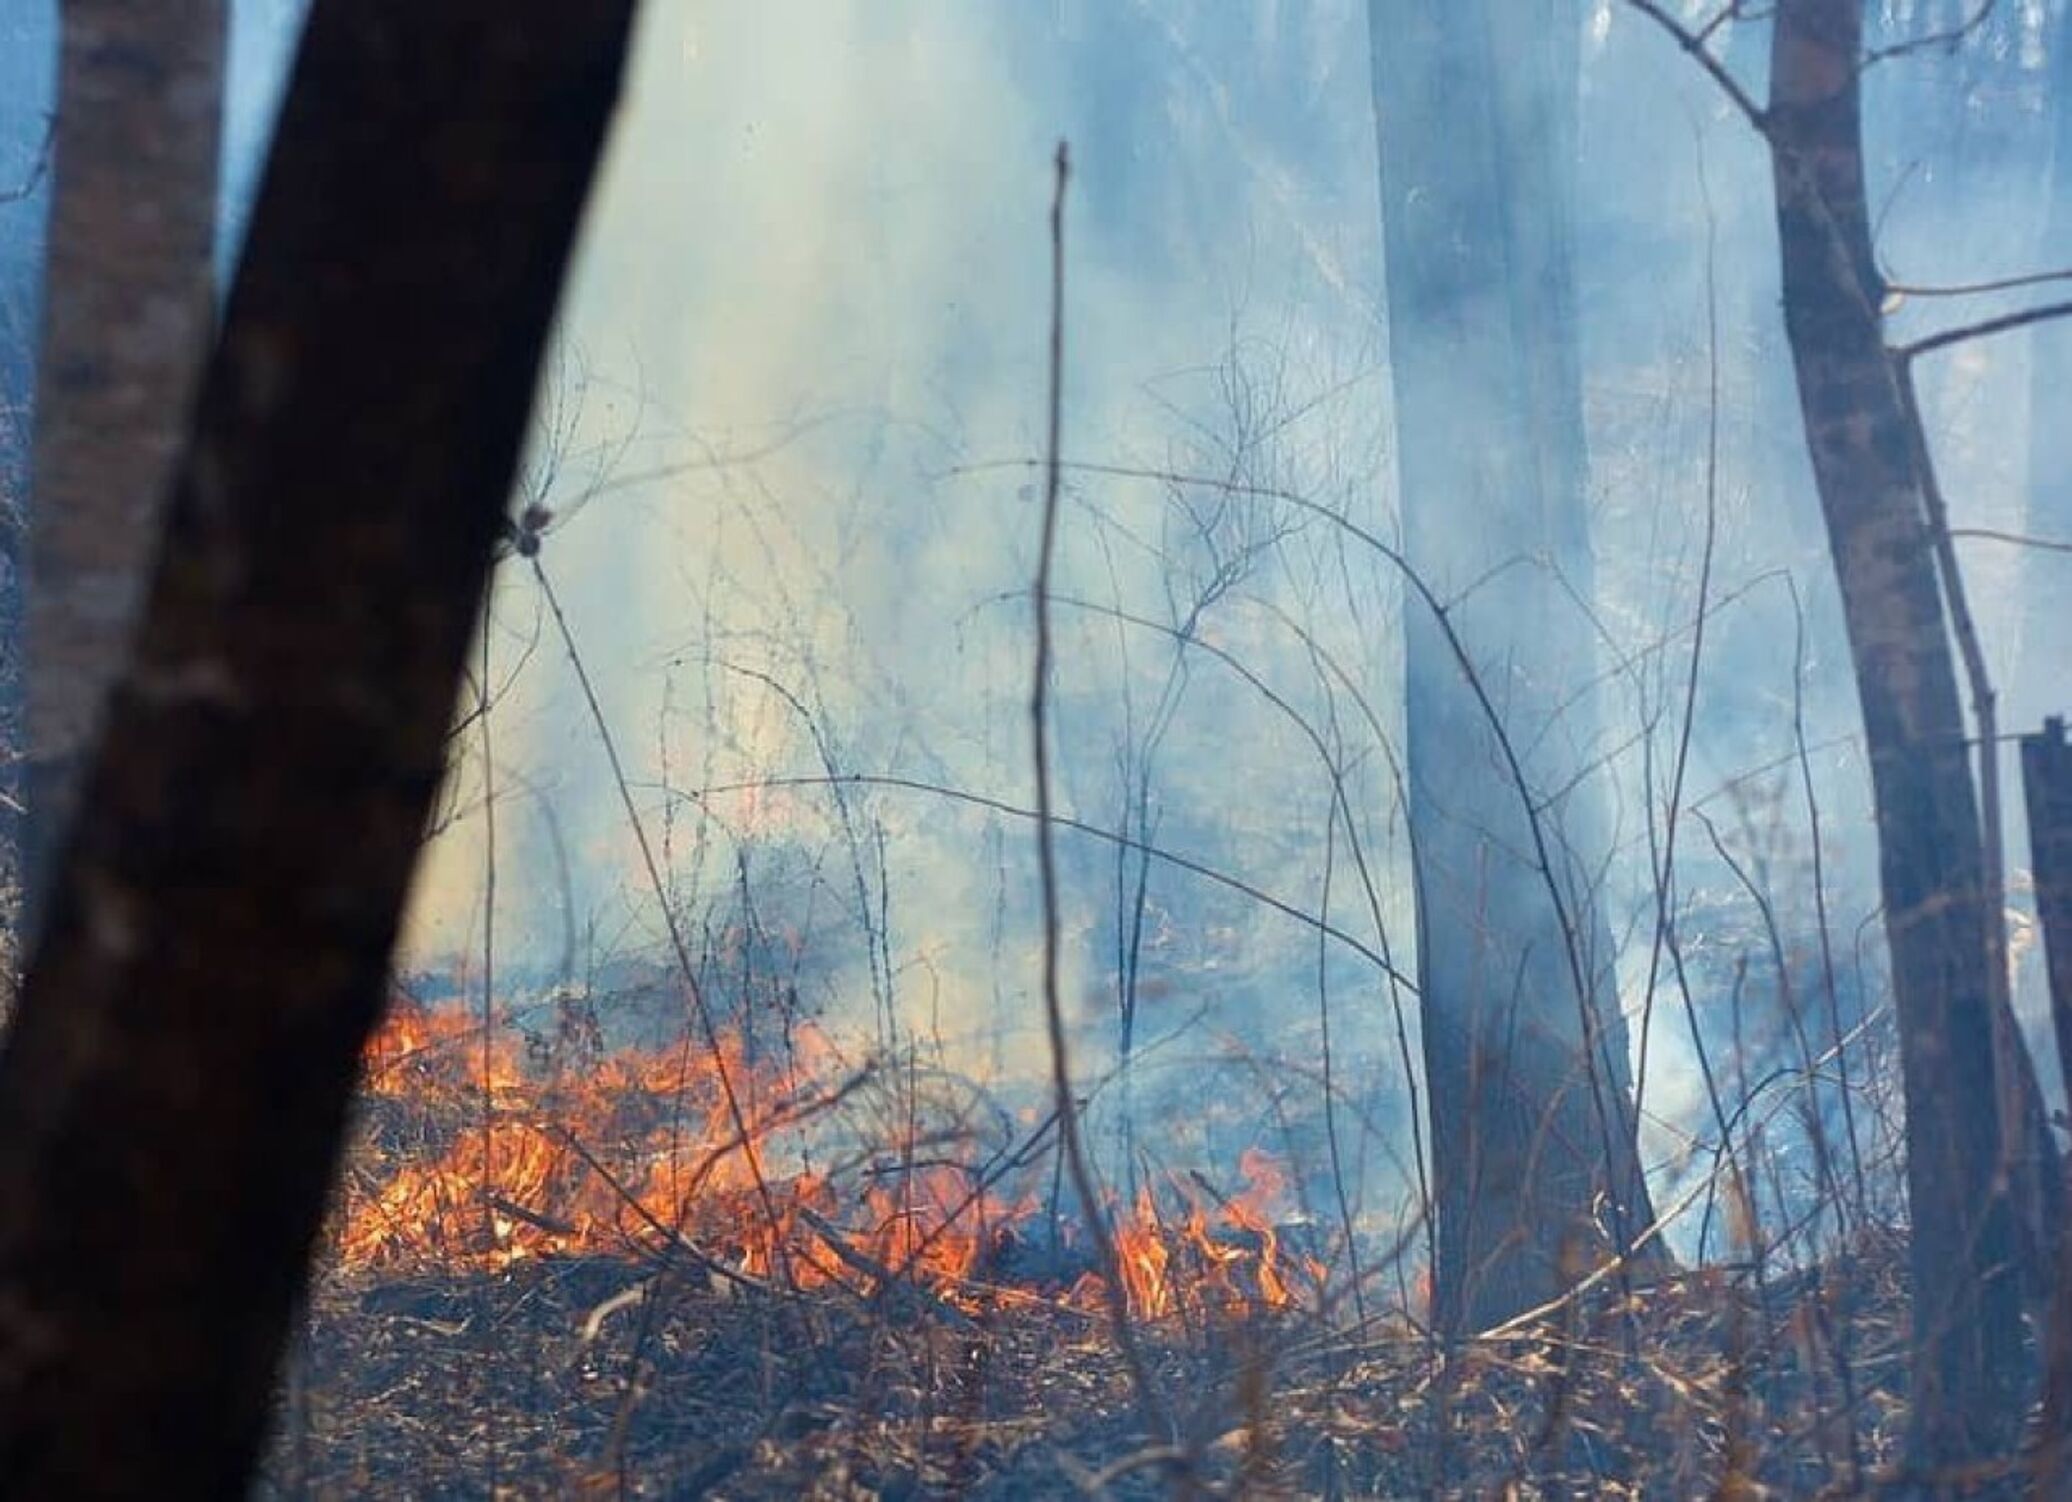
1949 526 2072 557
1477 1170 1713 1340
1787 576 1867 1225
528 556 784 1241
548 1125 772 1295
975 454 1650 1268
792 1205 979 1329
0 113 54 207
1029 140 1171 1443
1635 128 1737 1224
1691 809 1849 1237
1861 0 1996 69
1884 266 2072 302
1893 355 2059 1301
1315 796 1367 1326
1894 298 2072 363
475 598 502 1493
643 771 1418 990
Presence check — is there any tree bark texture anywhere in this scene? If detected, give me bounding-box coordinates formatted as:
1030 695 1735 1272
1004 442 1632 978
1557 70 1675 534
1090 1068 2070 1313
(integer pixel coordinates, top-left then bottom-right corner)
0 2 634 1493
0 2 57 958
2022 9 2072 733
1369 0 1659 1336
26 1 226 929
1769 0 2033 1474
2021 717 2072 1488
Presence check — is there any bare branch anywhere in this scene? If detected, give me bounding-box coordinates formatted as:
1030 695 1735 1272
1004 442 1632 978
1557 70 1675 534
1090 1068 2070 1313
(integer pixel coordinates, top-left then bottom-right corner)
1894 298 2072 363
1028 141 1170 1443
1618 0 1768 130
1948 527 2072 558
0 114 54 207
1862 0 1997 69
1884 266 2072 303
529 555 787 1246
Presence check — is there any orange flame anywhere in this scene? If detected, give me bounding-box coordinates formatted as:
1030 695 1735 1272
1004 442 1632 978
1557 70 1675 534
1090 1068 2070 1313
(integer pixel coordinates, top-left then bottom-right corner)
335 996 1320 1320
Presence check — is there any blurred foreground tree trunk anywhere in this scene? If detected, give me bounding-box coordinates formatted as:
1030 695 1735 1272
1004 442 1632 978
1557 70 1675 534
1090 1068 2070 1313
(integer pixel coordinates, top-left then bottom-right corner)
0 1 634 1493
1767 0 2055 1478
25 0 226 935
1367 0 1660 1337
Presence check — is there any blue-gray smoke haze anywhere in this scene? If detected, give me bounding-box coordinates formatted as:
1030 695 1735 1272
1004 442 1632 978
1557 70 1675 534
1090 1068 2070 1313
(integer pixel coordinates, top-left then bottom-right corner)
4 0 2069 1260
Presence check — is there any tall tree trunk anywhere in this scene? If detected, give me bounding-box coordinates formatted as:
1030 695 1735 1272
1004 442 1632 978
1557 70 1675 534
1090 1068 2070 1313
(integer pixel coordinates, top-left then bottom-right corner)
1768 0 2039 1473
2025 8 2072 743
0 1 634 1493
25 1 226 933
1368 0 1658 1336
0 1 56 974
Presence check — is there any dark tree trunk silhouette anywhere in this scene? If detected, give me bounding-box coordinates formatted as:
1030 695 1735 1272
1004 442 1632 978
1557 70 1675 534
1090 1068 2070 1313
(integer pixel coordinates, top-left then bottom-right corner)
1368 0 1659 1336
1768 0 2043 1473
0 1 634 1493
26 1 226 930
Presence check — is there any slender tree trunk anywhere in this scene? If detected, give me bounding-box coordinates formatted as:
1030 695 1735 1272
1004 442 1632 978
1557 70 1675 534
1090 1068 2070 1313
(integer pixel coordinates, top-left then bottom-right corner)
1768 0 2037 1474
25 1 227 936
1368 0 1658 1336
0 2 634 1492
2021 718 2072 1488
2025 8 2072 740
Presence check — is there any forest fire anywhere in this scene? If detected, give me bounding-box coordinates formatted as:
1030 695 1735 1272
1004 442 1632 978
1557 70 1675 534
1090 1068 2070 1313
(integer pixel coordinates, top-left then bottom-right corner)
333 994 1323 1323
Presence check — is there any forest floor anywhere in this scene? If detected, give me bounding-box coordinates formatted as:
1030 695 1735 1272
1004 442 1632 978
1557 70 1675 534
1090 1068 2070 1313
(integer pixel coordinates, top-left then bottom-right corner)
256 1228 1930 1499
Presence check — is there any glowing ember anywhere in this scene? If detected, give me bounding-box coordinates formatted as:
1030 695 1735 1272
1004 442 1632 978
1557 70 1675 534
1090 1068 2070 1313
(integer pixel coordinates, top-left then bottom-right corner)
334 995 1323 1321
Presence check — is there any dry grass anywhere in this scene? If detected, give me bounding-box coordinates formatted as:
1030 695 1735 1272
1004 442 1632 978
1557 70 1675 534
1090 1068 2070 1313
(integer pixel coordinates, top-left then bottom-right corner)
258 1225 1922 1498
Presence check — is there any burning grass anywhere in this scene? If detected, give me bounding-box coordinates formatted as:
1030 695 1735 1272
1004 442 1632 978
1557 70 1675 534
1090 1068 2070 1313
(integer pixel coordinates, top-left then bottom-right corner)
332 992 1326 1325
262 992 1924 1497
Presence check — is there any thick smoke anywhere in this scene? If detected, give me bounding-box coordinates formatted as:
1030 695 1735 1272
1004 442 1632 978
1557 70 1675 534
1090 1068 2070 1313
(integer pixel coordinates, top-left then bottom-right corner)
9 0 2070 1258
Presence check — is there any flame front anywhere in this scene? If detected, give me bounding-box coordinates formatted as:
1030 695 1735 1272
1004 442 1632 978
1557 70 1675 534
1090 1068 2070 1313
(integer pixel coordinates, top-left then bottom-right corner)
335 996 1322 1321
